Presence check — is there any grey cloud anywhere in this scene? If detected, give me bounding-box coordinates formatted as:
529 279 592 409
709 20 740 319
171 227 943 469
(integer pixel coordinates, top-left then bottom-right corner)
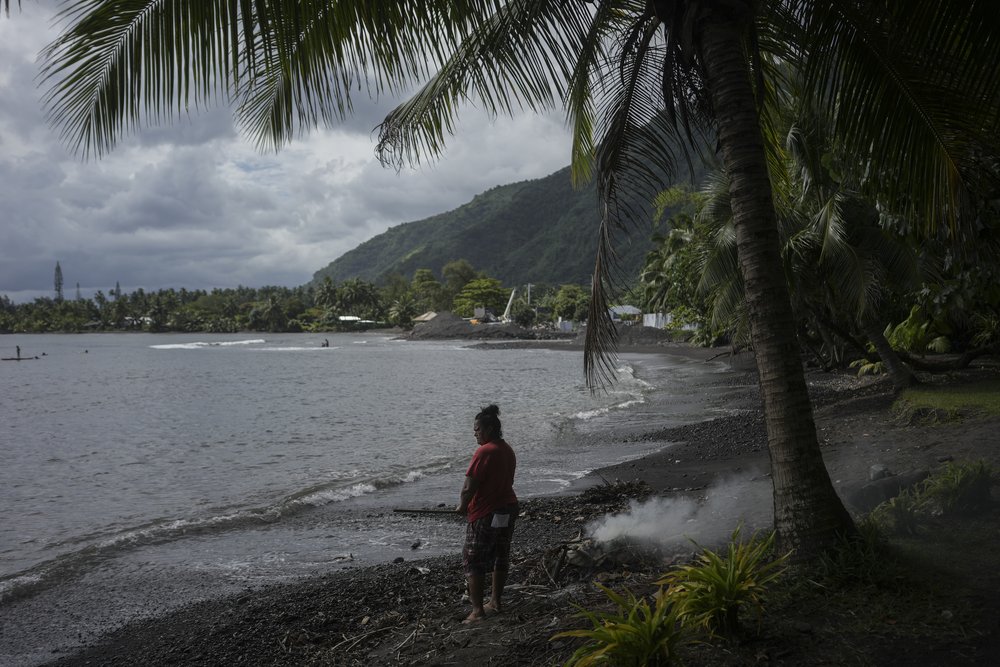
1 9 573 301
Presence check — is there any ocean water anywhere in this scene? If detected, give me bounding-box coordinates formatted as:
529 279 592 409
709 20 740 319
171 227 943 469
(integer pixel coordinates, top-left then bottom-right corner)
0 332 739 665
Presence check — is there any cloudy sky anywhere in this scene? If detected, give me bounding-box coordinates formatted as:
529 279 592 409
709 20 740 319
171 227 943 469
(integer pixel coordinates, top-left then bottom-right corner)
0 3 573 303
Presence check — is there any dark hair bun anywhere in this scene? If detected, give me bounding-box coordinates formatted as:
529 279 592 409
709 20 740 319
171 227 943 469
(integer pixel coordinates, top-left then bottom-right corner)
480 404 500 417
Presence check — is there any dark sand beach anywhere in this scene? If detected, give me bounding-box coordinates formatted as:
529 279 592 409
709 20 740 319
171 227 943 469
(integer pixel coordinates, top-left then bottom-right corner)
44 337 1000 666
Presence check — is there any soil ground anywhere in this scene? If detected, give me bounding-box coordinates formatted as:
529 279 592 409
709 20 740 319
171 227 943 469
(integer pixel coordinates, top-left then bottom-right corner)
48 345 1000 666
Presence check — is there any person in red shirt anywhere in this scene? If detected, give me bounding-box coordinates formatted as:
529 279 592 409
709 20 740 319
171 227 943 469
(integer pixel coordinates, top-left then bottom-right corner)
456 404 518 623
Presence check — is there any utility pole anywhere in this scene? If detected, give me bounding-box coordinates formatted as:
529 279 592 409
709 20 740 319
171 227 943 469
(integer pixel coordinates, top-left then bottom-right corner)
525 283 534 306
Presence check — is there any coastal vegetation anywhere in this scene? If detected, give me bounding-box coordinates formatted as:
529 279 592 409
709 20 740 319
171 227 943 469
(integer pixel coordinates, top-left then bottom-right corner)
637 167 1000 385
11 0 1000 560
0 261 593 334
554 455 998 666
555 528 791 664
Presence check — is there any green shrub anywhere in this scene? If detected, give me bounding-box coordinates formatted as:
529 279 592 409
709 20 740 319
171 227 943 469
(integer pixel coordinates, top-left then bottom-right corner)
870 491 922 536
657 527 790 638
849 357 886 378
870 461 996 536
816 518 895 584
553 584 688 666
918 461 995 515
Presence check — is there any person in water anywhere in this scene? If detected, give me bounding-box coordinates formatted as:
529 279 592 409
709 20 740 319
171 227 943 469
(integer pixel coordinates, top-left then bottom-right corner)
456 404 518 623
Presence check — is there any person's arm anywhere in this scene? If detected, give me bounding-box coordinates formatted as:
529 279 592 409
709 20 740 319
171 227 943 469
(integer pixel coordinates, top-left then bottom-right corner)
456 475 480 514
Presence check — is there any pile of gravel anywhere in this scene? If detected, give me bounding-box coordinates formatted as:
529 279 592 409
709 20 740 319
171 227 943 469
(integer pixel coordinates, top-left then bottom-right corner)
407 312 550 340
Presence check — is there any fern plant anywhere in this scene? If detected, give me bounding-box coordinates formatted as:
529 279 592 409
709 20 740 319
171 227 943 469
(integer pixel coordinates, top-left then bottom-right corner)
849 357 886 377
657 527 790 638
553 583 688 666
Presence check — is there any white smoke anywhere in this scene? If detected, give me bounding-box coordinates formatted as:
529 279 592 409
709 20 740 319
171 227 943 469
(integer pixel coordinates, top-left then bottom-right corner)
589 472 773 549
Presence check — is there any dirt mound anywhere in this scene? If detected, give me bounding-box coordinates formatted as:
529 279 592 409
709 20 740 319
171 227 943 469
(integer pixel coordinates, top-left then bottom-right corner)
570 324 691 349
614 324 679 346
407 312 536 340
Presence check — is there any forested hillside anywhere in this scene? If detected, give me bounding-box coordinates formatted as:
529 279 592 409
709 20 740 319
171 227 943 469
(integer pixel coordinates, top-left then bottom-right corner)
310 167 658 287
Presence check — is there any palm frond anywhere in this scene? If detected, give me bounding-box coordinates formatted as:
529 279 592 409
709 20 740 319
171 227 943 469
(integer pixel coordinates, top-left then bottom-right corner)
39 0 500 157
376 0 589 168
584 5 714 387
694 173 744 334
811 193 851 263
784 0 1000 231
565 0 629 187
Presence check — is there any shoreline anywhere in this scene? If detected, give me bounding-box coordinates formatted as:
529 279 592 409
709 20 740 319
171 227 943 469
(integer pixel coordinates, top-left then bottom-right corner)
38 344 1000 665
44 353 760 667
0 337 738 666
27 339 749 666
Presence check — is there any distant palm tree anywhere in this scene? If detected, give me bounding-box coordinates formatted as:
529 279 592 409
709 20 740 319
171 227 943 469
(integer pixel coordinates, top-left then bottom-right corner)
315 277 338 311
257 295 286 332
26 0 1000 556
640 212 696 312
388 294 417 329
336 278 364 317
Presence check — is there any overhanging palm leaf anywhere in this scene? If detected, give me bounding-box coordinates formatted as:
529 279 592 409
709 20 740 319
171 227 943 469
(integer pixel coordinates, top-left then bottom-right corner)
585 11 670 386
776 0 1000 227
375 0 589 168
38 0 496 157
564 1 624 187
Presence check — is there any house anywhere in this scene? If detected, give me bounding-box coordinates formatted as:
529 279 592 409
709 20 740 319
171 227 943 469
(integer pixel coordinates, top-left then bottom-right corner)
608 305 642 324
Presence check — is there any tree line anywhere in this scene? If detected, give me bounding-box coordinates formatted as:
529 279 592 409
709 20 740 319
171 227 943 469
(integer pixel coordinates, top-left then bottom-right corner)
636 93 1000 389
0 259 596 334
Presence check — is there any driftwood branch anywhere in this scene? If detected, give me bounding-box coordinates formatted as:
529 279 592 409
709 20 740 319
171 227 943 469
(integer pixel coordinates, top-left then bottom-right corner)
330 625 395 653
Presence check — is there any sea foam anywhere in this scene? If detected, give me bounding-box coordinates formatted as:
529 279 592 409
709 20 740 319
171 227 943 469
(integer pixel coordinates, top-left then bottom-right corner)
149 339 265 350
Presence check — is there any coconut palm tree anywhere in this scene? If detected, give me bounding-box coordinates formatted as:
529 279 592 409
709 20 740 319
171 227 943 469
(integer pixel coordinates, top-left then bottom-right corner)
23 0 1000 555
783 111 922 389
315 276 339 311
681 102 924 389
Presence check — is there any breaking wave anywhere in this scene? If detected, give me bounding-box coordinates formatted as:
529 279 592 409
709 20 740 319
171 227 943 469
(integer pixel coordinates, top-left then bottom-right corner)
0 462 448 605
149 339 266 350
572 363 650 420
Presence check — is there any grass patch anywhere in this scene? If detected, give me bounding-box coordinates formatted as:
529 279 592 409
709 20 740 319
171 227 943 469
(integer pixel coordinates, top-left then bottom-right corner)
893 378 1000 422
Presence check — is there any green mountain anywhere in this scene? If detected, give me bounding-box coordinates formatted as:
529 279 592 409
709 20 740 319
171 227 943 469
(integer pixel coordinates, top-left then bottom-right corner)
310 167 660 287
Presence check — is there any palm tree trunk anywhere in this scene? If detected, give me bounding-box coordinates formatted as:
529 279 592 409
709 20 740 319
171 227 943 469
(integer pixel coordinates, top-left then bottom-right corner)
698 6 855 557
861 319 918 390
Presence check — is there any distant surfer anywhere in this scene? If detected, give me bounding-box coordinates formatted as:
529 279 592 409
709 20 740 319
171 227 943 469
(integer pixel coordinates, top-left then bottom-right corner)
456 404 518 623
322 339 330 348
16 345 20 360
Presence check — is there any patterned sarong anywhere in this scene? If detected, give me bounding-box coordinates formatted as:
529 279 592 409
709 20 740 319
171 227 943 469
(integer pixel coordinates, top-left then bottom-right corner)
462 504 518 577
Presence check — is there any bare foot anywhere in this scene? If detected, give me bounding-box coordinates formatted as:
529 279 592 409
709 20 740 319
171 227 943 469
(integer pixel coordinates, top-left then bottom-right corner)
484 601 502 615
462 610 486 624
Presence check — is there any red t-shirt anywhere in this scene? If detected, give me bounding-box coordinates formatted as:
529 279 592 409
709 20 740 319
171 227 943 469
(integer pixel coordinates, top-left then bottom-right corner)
465 438 518 522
